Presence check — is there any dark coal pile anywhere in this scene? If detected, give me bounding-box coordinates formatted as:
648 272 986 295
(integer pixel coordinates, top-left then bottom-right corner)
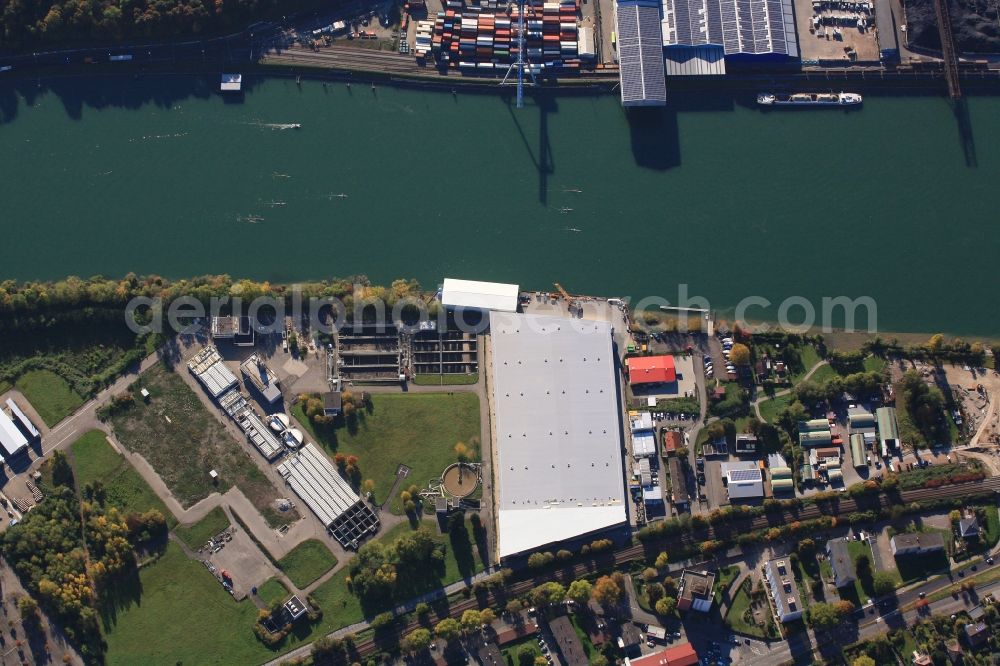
905 0 1000 52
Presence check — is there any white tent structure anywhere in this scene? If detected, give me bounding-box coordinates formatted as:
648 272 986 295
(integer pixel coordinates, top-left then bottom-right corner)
489 312 627 559
441 278 519 313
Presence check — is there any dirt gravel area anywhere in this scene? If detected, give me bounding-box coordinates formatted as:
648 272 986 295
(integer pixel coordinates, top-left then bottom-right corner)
795 0 881 62
204 527 281 599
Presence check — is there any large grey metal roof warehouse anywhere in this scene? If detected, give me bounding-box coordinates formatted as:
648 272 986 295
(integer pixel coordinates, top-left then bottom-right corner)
277 443 379 548
615 0 667 106
489 312 627 559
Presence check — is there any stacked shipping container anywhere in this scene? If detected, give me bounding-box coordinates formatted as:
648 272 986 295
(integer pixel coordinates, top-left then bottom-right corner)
426 0 582 71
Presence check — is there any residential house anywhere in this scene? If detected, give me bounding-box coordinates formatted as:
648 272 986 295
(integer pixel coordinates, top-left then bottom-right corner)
825 539 856 588
764 558 803 623
549 616 589 666
958 516 980 540
890 532 945 557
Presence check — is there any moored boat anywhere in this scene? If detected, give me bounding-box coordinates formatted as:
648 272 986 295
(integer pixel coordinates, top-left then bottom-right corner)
757 92 863 106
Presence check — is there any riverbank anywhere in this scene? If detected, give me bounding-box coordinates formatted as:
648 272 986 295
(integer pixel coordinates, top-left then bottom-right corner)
11 49 1000 98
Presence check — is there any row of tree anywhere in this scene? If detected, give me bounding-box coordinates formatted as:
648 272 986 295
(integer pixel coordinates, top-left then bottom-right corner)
0 274 427 315
0 0 333 50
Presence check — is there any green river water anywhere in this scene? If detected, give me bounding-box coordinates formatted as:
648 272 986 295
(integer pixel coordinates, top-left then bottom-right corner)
0 74 997 336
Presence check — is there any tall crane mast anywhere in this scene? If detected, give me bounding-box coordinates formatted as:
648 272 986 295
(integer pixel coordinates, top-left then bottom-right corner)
501 0 536 108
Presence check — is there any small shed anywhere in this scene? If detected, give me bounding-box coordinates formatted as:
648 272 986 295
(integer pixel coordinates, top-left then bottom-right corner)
220 73 242 92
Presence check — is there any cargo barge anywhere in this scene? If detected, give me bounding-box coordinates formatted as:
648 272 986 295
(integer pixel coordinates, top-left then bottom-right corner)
757 92 863 106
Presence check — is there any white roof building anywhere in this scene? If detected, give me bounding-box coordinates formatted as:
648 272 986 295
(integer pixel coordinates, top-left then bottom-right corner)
632 430 657 458
220 73 242 92
721 461 763 499
489 312 627 559
441 278 519 313
0 410 28 459
187 347 239 399
5 399 39 439
276 443 379 547
236 410 284 461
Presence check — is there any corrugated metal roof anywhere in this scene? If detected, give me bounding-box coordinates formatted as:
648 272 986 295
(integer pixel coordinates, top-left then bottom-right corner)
876 407 899 442
617 0 667 106
276 443 364 527
238 411 284 460
0 410 28 458
633 430 657 457
441 278 519 312
664 46 727 75
5 399 39 439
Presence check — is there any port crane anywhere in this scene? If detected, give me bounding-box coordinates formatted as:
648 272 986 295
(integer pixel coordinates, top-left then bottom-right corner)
501 0 536 108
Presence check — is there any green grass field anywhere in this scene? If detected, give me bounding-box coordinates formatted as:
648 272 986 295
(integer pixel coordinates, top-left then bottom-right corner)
175 507 231 550
109 364 295 526
277 539 338 589
257 578 290 607
294 392 481 513
808 364 838 385
104 542 271 666
725 581 769 639
863 356 887 373
789 345 823 385
69 430 177 527
758 394 794 424
412 374 479 386
983 505 1000 547
16 369 84 426
107 513 487 663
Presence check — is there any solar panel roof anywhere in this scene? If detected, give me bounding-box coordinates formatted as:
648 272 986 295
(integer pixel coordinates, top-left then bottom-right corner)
661 0 797 55
617 0 667 105
729 468 762 482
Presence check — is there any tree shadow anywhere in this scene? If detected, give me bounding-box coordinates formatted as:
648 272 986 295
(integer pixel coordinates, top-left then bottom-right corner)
97 564 143 631
448 518 476 580
0 73 265 126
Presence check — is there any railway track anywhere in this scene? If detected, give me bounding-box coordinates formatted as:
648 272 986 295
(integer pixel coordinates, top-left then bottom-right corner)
324 477 999 660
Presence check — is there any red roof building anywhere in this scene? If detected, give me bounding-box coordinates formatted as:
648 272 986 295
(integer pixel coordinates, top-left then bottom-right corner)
629 643 698 666
663 431 682 454
628 355 676 385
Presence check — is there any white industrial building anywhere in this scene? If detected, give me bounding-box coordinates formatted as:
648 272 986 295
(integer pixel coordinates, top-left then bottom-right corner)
490 312 627 560
0 410 29 460
5 399 39 440
236 410 284 461
630 412 657 458
187 347 239 399
441 278 519 313
276 443 380 548
721 461 763 500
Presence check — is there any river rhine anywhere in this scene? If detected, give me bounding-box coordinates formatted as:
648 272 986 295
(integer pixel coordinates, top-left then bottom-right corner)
0 74 997 336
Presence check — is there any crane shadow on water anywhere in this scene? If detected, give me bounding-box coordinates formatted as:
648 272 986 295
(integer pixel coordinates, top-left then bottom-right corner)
952 97 977 168
503 91 556 205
